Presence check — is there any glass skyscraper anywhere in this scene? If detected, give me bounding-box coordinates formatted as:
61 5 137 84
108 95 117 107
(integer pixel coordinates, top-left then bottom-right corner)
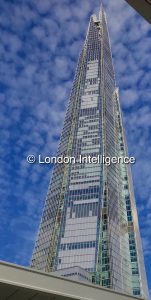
31 6 149 299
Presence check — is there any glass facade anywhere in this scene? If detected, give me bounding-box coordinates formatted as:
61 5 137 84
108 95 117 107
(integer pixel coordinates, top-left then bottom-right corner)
31 7 149 299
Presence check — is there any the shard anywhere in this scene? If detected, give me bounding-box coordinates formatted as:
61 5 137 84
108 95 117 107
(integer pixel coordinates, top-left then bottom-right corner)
31 6 149 299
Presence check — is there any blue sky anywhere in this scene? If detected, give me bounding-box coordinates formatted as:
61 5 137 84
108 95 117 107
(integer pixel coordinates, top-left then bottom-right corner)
0 0 151 295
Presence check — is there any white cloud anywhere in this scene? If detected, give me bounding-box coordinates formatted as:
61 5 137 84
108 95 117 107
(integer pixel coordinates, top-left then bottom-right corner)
121 89 138 107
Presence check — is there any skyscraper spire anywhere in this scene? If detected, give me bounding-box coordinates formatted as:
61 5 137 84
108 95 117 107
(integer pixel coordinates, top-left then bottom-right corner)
100 0 103 10
99 0 105 21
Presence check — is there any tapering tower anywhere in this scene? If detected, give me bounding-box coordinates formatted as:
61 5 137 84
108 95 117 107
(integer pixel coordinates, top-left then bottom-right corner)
31 6 149 299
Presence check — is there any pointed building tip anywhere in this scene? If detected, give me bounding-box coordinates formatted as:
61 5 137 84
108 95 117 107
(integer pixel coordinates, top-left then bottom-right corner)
100 0 104 10
99 0 104 20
